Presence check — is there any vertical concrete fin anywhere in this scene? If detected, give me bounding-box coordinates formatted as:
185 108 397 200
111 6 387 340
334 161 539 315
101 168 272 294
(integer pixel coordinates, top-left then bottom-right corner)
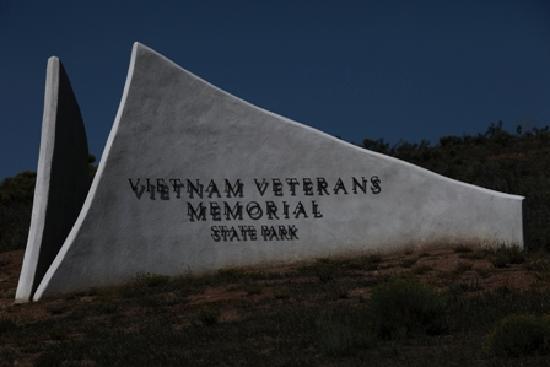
15 58 91 302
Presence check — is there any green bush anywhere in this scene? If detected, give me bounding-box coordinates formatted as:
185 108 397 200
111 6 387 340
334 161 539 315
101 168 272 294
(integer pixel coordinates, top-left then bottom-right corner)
486 314 550 357
369 278 447 339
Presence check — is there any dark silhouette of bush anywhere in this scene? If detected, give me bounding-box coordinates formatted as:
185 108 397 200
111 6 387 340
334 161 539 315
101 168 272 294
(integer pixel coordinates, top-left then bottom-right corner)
491 244 525 268
369 278 447 339
0 171 36 252
485 314 550 357
0 155 96 253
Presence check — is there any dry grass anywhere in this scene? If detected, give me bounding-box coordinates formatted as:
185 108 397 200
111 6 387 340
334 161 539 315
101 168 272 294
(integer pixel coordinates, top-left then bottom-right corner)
1 246 550 366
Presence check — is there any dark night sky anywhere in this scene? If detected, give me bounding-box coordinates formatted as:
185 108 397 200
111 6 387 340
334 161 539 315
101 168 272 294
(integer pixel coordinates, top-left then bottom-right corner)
1 0 550 179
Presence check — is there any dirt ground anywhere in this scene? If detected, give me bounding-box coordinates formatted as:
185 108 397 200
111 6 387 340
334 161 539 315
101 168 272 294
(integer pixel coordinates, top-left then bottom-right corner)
1 245 549 366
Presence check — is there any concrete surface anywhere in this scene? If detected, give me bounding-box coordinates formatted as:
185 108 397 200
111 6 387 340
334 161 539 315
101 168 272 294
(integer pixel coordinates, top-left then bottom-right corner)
15 58 91 302
28 43 523 300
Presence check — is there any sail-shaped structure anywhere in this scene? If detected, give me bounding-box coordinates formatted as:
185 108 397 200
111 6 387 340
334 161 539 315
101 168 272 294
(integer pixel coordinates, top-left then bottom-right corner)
17 43 524 301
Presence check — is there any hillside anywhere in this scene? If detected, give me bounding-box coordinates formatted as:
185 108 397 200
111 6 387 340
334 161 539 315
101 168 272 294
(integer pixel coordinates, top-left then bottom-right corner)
0 172 36 252
1 245 550 366
363 122 550 249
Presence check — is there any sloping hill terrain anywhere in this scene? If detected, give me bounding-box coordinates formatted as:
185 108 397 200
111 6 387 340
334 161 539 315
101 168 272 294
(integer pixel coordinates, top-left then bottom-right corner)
1 245 550 366
363 122 550 249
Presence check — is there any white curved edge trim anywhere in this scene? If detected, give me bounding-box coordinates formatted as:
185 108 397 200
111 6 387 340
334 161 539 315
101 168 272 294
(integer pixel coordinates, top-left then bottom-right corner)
15 57 60 303
33 45 139 301
33 42 524 300
139 43 524 201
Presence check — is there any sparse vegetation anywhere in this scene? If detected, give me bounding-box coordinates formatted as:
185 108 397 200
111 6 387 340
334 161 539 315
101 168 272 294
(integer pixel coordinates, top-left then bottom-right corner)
0 171 35 252
454 262 473 274
400 257 418 268
454 244 473 253
0 156 96 253
0 318 16 335
459 249 489 260
492 245 525 268
486 314 550 357
369 278 448 339
316 308 376 356
134 272 171 287
413 264 432 275
364 122 550 251
196 308 219 326
297 258 341 283
2 247 550 365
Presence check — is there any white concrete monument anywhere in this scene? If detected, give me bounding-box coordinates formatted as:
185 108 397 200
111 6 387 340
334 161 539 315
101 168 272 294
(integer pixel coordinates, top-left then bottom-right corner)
17 43 524 302
16 57 91 302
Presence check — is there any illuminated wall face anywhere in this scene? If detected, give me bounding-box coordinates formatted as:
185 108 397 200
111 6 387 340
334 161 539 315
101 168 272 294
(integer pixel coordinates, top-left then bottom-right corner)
19 43 524 301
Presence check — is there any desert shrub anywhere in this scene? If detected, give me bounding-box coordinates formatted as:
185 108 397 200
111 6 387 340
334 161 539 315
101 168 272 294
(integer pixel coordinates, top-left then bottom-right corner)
0 157 96 253
400 258 417 268
486 314 550 357
413 264 432 275
454 262 473 274
0 317 16 334
244 284 262 296
0 171 36 252
525 256 550 272
0 346 16 365
369 278 447 339
527 256 550 282
316 308 375 356
316 266 336 283
459 249 489 260
365 254 383 264
492 245 525 268
324 284 350 301
273 287 291 299
196 308 219 326
453 245 473 253
297 259 339 283
355 254 383 271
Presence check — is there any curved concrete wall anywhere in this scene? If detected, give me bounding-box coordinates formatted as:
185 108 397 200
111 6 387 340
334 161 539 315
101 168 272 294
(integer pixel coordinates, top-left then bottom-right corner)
26 43 523 300
15 58 91 302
